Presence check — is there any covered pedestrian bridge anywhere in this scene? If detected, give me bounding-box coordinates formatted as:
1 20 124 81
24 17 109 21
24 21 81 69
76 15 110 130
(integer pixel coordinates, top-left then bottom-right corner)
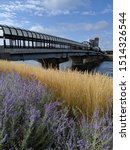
0 24 104 68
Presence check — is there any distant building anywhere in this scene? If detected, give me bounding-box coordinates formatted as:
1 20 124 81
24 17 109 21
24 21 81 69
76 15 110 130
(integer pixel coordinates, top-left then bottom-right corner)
89 37 99 47
82 37 100 51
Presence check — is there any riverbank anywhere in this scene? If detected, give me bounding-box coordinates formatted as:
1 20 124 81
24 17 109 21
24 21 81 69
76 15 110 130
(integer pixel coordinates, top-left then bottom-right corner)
0 60 112 115
104 54 113 61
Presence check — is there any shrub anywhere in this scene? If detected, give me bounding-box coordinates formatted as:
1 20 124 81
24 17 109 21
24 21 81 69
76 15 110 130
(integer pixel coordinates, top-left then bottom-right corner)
0 72 112 150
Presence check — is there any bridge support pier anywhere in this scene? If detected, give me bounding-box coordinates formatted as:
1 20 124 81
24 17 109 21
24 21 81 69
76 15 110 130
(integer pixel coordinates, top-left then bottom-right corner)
69 57 83 69
70 55 104 71
38 59 60 69
82 55 104 71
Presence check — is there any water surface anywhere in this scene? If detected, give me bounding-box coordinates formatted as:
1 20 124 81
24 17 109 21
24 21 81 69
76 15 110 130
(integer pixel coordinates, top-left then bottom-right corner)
14 60 113 76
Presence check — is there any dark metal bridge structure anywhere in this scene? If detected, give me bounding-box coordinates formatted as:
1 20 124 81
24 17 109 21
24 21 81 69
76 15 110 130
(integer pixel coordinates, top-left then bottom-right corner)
0 24 105 68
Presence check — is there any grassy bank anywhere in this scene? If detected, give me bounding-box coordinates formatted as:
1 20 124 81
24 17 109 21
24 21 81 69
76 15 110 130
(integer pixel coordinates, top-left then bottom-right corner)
0 60 112 115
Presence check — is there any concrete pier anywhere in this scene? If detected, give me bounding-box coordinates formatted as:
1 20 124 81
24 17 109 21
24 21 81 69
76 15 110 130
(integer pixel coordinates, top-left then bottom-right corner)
38 59 60 69
70 55 104 71
34 53 112 71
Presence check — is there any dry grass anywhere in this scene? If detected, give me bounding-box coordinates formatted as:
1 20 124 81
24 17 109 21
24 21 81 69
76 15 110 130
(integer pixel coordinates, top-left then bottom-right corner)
0 60 113 115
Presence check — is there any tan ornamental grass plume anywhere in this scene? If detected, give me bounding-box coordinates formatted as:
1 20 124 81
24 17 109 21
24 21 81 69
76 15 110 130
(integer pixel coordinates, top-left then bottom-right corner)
0 60 113 115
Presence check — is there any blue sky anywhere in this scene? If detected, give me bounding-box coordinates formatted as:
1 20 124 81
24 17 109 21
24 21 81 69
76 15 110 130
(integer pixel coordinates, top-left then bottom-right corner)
0 0 113 50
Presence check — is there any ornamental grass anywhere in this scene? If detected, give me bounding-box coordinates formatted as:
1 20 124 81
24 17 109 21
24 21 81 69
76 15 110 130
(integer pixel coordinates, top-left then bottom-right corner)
0 60 112 116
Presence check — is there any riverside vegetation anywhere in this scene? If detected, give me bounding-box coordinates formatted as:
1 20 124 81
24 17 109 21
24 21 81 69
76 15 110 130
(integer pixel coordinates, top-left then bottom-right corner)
0 60 113 150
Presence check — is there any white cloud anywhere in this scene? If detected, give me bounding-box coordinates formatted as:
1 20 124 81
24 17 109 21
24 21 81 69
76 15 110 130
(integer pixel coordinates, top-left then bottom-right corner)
0 11 30 28
82 11 96 16
92 21 108 30
60 21 108 32
42 0 87 15
0 11 18 26
30 24 61 36
0 12 16 19
0 0 88 17
41 0 88 16
0 0 44 17
30 21 108 37
101 4 113 14
0 0 39 26
43 0 74 10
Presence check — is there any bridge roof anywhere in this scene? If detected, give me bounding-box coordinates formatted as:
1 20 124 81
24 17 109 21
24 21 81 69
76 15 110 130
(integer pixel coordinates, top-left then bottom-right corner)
0 24 83 46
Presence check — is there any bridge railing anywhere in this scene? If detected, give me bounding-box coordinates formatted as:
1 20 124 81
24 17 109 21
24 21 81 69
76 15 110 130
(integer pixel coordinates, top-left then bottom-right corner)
0 25 86 51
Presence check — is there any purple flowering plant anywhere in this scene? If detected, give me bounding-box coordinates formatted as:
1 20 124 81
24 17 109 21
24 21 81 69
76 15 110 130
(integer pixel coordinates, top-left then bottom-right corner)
0 71 112 150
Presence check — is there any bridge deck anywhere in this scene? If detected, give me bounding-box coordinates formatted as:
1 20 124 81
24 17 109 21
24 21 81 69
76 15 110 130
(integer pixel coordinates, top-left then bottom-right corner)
0 46 88 54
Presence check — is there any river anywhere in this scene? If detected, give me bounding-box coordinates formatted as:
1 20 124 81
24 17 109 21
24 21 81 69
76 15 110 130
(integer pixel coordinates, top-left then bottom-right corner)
95 61 113 76
14 60 113 76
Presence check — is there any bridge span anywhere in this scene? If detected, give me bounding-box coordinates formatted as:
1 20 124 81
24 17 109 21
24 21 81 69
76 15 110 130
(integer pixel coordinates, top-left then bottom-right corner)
0 24 105 69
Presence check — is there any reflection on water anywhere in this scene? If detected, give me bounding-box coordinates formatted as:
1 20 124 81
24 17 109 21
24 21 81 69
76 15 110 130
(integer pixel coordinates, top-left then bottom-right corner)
14 60 42 67
14 60 113 76
95 61 113 76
